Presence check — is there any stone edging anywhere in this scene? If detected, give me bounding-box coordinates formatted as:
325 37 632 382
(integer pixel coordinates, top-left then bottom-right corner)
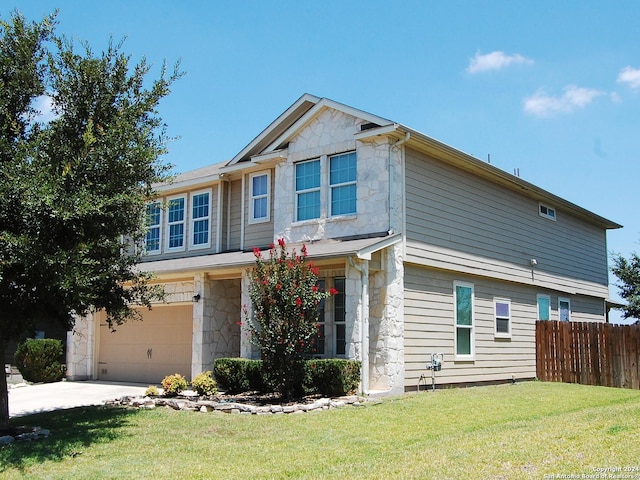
106 395 369 415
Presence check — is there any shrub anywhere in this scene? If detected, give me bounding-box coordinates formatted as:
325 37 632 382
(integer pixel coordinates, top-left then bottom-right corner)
145 385 160 396
247 239 335 400
14 338 65 383
191 371 217 396
161 373 188 396
306 359 361 397
213 358 266 393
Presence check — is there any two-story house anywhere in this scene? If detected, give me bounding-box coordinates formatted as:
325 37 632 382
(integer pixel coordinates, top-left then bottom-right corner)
66 94 621 394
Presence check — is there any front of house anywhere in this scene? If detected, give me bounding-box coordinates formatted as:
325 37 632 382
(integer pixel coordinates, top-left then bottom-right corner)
66 94 621 394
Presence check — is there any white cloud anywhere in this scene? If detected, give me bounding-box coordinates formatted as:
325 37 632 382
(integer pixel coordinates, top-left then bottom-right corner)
523 85 605 117
32 95 58 123
617 66 640 89
467 50 533 74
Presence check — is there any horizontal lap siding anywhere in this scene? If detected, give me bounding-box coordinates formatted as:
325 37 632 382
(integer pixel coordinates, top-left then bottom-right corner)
244 170 275 250
404 148 609 297
404 265 538 388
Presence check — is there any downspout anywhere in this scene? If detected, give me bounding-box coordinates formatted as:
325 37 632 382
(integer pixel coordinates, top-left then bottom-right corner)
349 257 369 394
389 132 410 234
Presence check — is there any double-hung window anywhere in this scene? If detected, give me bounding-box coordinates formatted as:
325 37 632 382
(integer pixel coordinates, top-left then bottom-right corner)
145 201 162 254
494 298 511 338
329 152 357 216
295 159 321 221
454 282 474 359
191 191 210 248
537 294 551 321
167 196 186 251
250 172 270 222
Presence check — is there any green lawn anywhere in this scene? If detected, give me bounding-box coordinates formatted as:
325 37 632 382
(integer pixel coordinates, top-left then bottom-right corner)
2 382 640 479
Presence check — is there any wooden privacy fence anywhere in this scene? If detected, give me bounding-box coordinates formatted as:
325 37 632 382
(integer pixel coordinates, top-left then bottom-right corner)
536 320 640 389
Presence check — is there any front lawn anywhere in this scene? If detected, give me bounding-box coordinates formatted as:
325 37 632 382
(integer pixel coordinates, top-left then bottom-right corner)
2 382 639 479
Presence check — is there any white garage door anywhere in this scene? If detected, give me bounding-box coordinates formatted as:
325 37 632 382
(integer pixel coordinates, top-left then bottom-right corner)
97 305 192 384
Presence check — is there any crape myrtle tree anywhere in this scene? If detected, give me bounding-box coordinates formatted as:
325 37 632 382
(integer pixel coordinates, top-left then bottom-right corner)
247 239 337 400
611 250 640 322
0 11 180 431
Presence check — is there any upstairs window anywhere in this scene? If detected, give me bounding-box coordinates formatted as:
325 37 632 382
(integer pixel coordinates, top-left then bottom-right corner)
295 159 321 221
539 203 556 221
167 196 185 251
191 191 210 248
330 152 357 216
250 172 270 222
145 201 162 254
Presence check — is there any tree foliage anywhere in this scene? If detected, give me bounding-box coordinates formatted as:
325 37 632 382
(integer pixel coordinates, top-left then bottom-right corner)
0 10 180 430
612 251 640 321
247 239 335 400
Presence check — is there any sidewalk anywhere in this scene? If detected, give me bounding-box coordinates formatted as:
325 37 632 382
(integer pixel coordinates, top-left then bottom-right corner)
8 380 149 418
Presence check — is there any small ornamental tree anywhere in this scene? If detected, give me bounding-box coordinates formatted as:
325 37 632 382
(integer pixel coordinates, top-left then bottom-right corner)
247 238 336 400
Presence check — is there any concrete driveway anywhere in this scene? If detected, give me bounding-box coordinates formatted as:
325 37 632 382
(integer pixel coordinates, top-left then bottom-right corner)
8 381 149 418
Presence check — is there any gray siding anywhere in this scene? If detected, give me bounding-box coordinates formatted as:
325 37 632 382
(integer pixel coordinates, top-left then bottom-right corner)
403 264 605 388
244 170 275 250
226 179 242 251
404 147 609 298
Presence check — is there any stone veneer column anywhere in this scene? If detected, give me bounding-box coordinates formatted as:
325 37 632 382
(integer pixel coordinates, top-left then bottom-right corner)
66 312 96 380
191 273 210 379
240 269 256 359
345 257 370 393
369 243 405 394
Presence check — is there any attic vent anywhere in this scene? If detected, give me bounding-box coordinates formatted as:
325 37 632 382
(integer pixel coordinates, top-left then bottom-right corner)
360 122 380 131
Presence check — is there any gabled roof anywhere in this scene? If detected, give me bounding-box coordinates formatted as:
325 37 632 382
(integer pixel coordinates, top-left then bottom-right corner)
226 94 393 165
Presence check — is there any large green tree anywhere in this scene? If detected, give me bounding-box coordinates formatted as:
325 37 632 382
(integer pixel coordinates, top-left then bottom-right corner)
0 11 180 431
612 250 640 322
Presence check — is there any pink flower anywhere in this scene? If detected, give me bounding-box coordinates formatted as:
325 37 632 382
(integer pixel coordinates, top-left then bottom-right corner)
312 285 319 292
329 288 339 295
301 244 308 256
278 238 286 248
252 246 262 258
295 297 302 306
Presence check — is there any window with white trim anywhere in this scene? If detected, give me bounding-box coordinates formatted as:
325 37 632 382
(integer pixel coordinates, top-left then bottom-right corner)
539 203 556 221
494 298 511 338
191 191 210 248
329 152 357 216
145 201 162 254
295 159 321 221
250 172 270 222
537 294 551 321
559 297 571 322
454 281 474 359
166 196 186 251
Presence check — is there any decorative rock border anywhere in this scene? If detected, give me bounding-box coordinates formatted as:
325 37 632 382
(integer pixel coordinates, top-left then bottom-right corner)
0 426 50 445
106 395 369 415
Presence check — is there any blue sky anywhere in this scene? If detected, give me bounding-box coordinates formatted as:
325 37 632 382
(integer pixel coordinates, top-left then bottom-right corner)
6 1 640 321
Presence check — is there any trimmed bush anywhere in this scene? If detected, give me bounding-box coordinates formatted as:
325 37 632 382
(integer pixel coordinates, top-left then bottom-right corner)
145 385 160 396
306 359 361 397
161 373 188 396
14 338 65 383
214 357 360 397
213 358 266 393
191 370 217 396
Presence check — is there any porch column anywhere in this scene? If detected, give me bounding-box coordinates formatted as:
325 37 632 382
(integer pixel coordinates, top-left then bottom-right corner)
240 269 256 359
346 257 370 393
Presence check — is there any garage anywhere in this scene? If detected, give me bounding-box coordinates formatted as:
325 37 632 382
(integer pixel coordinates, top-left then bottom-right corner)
97 305 193 384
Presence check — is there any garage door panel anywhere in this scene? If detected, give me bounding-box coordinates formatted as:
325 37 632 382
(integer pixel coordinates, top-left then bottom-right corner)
98 305 192 384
